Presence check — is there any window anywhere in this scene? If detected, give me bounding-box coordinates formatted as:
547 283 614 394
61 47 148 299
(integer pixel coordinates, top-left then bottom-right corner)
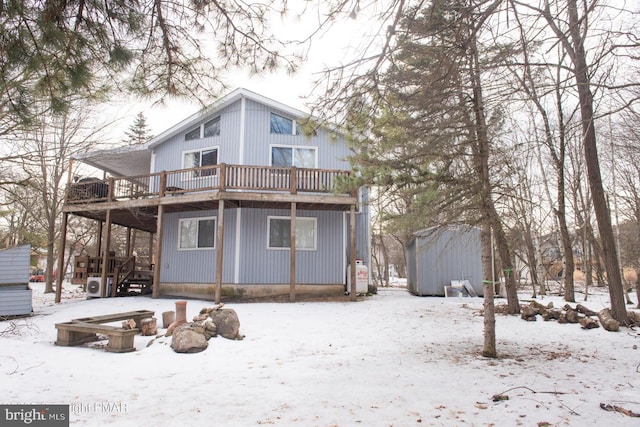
184 116 221 140
271 146 316 168
270 113 300 135
185 127 201 141
179 217 216 250
203 117 220 137
268 216 317 250
183 148 218 177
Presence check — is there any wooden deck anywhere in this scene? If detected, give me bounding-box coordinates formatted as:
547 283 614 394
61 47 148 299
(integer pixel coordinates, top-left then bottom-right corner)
64 164 357 233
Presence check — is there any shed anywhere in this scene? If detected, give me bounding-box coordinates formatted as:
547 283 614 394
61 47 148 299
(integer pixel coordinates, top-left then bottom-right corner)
0 245 32 316
406 226 482 296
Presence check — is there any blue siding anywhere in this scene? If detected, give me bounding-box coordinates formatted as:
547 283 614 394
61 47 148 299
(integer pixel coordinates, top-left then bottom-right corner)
160 210 237 283
0 245 30 284
161 207 347 284
149 90 368 289
152 101 243 174
238 208 345 284
242 100 351 170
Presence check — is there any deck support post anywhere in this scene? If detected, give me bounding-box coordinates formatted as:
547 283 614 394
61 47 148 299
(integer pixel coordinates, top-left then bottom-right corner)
125 227 132 257
96 220 103 258
215 199 225 304
101 209 112 298
350 204 357 301
290 202 297 302
152 205 165 299
55 212 69 303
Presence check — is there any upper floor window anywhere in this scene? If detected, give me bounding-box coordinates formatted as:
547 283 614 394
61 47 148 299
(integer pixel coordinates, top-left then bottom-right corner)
270 113 301 135
183 147 218 177
271 145 316 168
179 216 216 250
203 117 220 137
185 127 201 141
185 116 221 140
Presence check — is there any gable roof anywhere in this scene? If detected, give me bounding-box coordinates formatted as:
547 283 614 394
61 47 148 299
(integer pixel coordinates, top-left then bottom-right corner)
73 88 312 177
147 87 310 149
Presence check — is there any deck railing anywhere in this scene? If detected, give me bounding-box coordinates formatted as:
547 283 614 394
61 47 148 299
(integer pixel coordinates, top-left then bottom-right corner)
66 164 353 204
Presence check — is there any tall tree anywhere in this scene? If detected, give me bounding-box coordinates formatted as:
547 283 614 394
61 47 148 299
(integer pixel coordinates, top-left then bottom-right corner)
125 112 153 145
533 0 627 322
0 0 300 127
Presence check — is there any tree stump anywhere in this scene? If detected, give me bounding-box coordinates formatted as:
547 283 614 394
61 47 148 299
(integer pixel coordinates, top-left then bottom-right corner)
141 318 158 336
162 311 175 329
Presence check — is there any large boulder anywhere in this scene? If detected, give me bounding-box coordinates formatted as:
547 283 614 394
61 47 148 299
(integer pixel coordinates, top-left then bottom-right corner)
171 325 209 353
210 309 243 340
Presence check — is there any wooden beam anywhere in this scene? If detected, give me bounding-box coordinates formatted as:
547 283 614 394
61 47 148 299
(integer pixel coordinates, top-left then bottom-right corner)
215 199 225 304
55 212 69 303
125 227 132 257
96 220 103 258
101 209 112 298
152 205 165 299
290 202 297 302
350 204 356 301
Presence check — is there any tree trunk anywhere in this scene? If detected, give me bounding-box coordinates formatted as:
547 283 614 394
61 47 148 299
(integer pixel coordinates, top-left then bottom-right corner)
468 29 520 315
481 222 497 358
565 0 626 322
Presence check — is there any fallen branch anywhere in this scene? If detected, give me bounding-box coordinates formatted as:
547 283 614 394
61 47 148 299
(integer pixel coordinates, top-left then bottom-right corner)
600 403 640 417
491 386 567 402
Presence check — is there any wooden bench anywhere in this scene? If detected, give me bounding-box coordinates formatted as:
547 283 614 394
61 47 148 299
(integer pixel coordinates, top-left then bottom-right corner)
71 310 155 329
54 310 155 353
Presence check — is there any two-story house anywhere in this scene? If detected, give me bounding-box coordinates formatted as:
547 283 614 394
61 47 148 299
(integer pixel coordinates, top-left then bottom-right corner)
55 88 370 303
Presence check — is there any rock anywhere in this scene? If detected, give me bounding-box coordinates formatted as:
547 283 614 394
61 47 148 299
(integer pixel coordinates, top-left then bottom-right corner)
171 325 209 353
210 308 243 340
203 320 217 340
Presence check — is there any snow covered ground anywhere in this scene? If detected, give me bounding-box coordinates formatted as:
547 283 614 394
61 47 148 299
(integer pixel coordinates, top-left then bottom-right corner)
1 282 639 426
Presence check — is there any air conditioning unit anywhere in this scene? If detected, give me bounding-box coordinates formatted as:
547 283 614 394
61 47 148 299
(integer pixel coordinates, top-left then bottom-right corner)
86 277 112 298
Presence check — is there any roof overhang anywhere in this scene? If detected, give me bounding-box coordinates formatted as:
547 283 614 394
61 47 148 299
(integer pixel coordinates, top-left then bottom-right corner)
73 145 152 178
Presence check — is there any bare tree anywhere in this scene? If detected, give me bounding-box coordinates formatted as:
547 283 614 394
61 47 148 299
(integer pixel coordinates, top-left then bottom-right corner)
3 101 114 293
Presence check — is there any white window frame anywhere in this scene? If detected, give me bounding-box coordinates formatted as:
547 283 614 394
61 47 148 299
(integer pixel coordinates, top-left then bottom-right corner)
185 116 221 140
270 112 301 135
182 146 219 179
267 216 317 251
269 145 318 168
178 216 217 251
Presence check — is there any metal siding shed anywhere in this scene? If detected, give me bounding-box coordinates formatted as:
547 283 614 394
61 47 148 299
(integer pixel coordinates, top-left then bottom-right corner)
407 226 483 296
0 245 32 316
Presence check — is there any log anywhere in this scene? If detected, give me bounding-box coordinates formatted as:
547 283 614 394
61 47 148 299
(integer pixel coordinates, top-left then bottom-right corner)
579 317 600 329
627 311 640 326
598 308 620 332
541 308 562 321
520 305 538 321
562 305 581 323
575 304 597 317
121 319 136 330
162 311 175 329
141 318 157 336
530 300 553 314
